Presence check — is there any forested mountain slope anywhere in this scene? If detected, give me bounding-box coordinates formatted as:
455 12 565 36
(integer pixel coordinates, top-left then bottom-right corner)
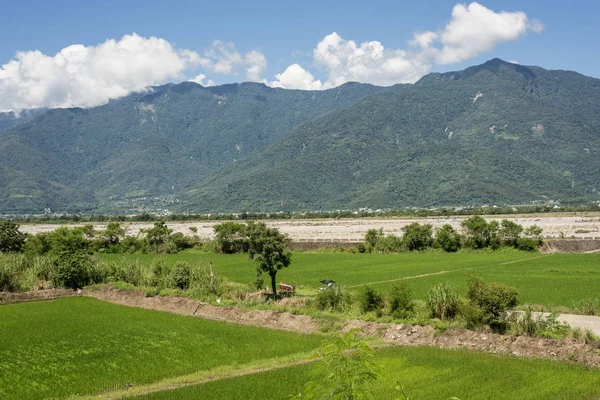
184 59 600 212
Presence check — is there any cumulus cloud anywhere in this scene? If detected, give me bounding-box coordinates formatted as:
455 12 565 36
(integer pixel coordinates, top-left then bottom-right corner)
0 34 268 111
0 33 209 111
270 64 323 90
428 2 542 64
272 2 543 89
189 73 215 87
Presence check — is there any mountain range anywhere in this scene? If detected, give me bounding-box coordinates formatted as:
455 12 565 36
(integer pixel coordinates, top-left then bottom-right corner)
1 58 599 214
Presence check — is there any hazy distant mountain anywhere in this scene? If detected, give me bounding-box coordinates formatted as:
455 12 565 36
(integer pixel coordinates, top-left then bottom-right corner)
1 59 599 213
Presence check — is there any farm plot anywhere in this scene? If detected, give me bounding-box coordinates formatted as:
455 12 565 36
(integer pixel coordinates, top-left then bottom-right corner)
100 252 600 308
138 346 600 399
0 297 323 399
103 251 540 290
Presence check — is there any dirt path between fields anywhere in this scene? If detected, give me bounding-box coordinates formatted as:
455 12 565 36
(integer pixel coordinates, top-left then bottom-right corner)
81 287 600 369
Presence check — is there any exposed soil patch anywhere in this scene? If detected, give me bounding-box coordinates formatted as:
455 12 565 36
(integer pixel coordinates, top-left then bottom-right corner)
82 287 600 368
84 286 319 333
0 288 77 305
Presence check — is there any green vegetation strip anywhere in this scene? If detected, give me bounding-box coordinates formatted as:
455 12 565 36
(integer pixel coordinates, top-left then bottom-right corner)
102 252 600 307
135 346 600 400
0 297 323 399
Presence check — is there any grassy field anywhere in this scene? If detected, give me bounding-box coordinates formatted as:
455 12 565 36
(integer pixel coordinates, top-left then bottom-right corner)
139 345 600 399
0 297 323 399
103 252 600 308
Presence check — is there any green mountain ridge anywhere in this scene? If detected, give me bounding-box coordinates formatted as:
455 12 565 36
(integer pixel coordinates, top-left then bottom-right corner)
0 81 389 212
183 59 600 212
1 58 599 213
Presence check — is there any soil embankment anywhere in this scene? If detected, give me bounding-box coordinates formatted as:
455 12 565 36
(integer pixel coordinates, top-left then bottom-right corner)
541 239 600 253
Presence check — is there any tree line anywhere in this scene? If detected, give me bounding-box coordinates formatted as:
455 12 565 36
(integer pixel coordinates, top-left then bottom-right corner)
360 215 544 253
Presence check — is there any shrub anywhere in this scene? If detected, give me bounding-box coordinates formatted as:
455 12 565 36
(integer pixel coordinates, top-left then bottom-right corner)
435 224 461 252
364 228 384 253
52 252 94 289
516 237 537 252
213 222 248 253
359 286 383 313
374 234 403 253
427 284 459 319
0 221 27 253
510 307 569 338
467 277 518 333
169 262 192 290
388 283 414 318
314 287 350 312
121 236 148 253
461 215 499 249
0 254 22 291
402 223 433 251
573 298 600 316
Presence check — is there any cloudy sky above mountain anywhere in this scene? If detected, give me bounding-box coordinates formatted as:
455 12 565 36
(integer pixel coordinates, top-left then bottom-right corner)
0 0 596 111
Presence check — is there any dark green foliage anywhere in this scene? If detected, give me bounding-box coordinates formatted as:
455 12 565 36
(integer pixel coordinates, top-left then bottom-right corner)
144 221 174 253
461 216 499 249
0 221 26 253
169 262 192 290
246 221 292 295
427 284 459 319
516 237 538 252
359 286 383 313
314 287 349 312
47 227 92 255
466 277 518 333
402 222 433 251
499 219 523 247
435 224 461 252
52 252 94 289
364 228 384 253
388 283 414 318
213 222 248 253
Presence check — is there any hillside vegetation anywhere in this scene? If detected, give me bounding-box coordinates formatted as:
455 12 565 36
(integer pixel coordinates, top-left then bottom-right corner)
1 58 599 213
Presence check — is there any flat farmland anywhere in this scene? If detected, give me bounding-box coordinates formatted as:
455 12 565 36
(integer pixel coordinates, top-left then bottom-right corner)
103 252 600 308
139 346 600 400
18 213 600 240
0 297 323 399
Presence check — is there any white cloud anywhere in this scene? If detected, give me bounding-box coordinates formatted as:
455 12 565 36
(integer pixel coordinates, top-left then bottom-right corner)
203 41 267 82
189 73 215 87
271 64 323 90
431 2 540 64
272 2 543 89
0 34 268 111
0 33 207 111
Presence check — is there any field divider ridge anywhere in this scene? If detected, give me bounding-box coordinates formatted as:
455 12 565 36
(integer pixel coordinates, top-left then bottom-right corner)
347 255 548 288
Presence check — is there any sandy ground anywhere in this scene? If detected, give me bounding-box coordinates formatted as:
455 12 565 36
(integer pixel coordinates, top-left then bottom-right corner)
18 214 600 240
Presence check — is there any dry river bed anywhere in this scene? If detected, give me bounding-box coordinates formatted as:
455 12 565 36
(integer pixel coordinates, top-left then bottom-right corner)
18 213 600 240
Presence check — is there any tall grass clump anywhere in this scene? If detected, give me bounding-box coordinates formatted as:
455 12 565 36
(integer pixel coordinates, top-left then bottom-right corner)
313 287 351 312
510 307 570 338
427 284 459 320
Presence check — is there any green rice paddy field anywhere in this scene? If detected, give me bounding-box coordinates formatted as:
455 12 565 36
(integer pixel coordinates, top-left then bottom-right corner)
3 296 600 399
104 252 600 307
0 297 323 399
140 346 600 400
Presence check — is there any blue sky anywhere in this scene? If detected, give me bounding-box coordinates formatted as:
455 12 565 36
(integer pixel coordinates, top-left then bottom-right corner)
0 0 598 111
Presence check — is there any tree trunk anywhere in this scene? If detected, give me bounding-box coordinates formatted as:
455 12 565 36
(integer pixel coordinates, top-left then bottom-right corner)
270 272 277 296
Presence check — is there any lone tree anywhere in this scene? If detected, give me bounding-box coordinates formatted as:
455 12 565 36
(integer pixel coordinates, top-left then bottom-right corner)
246 221 291 296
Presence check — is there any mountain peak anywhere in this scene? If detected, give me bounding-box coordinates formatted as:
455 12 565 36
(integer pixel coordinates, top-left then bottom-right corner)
416 58 536 85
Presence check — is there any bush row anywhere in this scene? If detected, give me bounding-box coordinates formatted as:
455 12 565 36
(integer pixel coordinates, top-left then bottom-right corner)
359 216 543 253
0 252 224 296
